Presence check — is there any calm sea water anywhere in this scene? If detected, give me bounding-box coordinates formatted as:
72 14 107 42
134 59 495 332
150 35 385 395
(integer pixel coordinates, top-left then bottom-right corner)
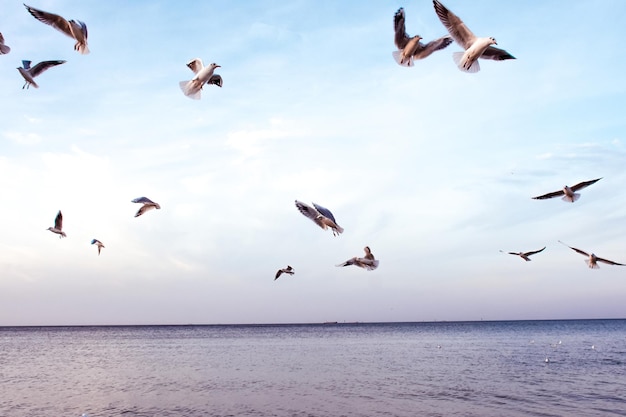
1 320 625 417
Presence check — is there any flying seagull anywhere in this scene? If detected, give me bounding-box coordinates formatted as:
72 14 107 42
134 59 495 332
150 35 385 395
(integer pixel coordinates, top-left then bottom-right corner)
17 60 66 89
24 4 89 55
275 265 294 280
337 246 379 271
0 32 11 54
558 241 624 269
432 0 515 73
132 197 161 217
47 210 66 238
392 7 452 67
295 200 343 236
532 178 602 203
179 59 222 100
500 247 546 261
91 239 105 255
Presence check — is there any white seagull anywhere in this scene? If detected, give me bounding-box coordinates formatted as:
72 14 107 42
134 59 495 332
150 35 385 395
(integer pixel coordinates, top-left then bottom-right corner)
558 241 625 269
532 178 602 203
336 246 379 271
17 60 66 89
0 32 11 54
295 200 343 236
500 247 546 262
91 239 105 255
24 4 89 55
47 210 66 238
179 59 222 100
393 7 452 67
275 265 294 281
432 0 515 73
132 197 161 217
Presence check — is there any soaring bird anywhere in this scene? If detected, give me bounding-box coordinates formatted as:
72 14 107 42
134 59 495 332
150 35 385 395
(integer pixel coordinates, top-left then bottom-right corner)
432 0 515 73
295 200 343 236
500 247 546 261
47 210 66 238
132 197 161 217
558 241 624 269
0 32 11 54
275 265 294 280
24 4 89 55
179 59 222 100
336 246 379 271
91 239 105 255
532 178 602 203
17 60 66 89
392 7 452 67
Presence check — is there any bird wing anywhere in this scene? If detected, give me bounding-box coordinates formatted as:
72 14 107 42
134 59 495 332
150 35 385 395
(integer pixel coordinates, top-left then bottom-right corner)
433 0 476 50
336 257 357 267
480 46 515 61
29 60 66 77
570 178 602 192
393 8 410 49
532 190 564 200
132 196 155 204
420 36 453 55
312 203 337 223
69 19 88 40
295 200 320 220
559 241 589 257
275 270 283 280
208 74 223 87
186 58 204 74
54 211 63 229
24 5 74 39
524 247 546 257
0 32 4 44
596 257 624 266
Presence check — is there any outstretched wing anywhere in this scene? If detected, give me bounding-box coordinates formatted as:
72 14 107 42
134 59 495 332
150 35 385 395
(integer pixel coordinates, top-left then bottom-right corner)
24 4 74 39
596 257 624 266
532 189 564 200
393 8 410 49
312 203 337 223
523 247 546 257
207 74 223 87
481 46 515 61
570 178 602 192
559 241 589 257
186 58 203 74
29 60 66 77
433 0 476 50
54 210 63 229
132 196 155 204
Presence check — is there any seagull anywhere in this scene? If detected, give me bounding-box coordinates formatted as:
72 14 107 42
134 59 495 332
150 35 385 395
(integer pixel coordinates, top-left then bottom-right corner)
24 4 89 55
132 197 161 217
500 247 546 261
558 240 625 269
17 60 66 89
47 210 66 238
0 32 11 54
91 239 105 255
179 59 222 100
295 200 343 236
275 265 294 280
532 178 602 203
392 7 452 67
336 246 379 271
432 0 515 73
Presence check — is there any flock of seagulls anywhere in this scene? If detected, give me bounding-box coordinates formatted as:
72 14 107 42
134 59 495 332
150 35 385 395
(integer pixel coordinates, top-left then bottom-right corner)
500 177 623 268
5 1 619 282
392 1 515 72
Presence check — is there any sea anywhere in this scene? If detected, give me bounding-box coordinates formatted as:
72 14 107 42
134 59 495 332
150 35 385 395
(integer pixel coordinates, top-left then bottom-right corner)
1 320 625 417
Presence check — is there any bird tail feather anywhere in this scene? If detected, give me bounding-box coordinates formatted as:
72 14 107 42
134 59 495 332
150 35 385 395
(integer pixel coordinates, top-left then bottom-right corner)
0 45 10 54
453 52 479 73
179 80 201 100
562 193 580 203
75 42 90 55
392 50 412 67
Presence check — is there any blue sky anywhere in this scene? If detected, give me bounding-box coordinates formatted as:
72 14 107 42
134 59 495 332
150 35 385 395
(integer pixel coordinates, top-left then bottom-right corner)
1 1 625 325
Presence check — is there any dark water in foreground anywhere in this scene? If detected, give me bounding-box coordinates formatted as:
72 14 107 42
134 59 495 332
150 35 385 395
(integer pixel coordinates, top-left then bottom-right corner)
1 320 625 417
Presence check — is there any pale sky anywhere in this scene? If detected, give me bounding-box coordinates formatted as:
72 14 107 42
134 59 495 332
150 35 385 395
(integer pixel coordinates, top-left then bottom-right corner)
1 1 625 326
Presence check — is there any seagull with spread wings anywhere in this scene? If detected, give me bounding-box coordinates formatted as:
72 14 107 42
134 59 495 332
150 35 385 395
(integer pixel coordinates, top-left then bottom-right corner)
132 197 161 217
337 246 379 271
432 0 515 73
532 178 602 203
17 60 66 89
500 247 546 262
558 241 624 269
392 7 452 67
0 32 11 54
47 210 66 238
179 59 222 100
275 265 294 281
91 239 105 255
295 200 343 236
24 4 89 55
